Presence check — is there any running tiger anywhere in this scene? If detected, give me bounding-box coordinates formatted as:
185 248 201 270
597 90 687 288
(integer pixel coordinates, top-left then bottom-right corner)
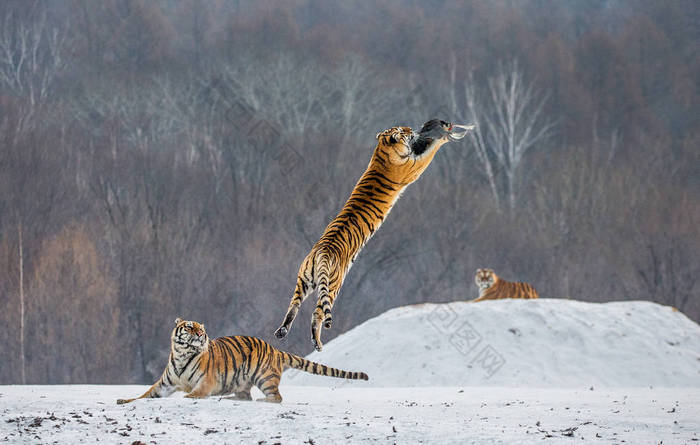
473 268 539 302
275 119 474 350
117 318 368 405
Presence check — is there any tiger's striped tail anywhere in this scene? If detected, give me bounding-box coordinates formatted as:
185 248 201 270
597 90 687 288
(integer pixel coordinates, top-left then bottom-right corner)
282 352 369 381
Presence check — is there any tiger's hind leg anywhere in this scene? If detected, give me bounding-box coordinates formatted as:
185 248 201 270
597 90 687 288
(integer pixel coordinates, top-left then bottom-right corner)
255 373 282 403
311 287 338 351
315 287 339 330
316 266 343 333
318 285 341 330
275 273 314 339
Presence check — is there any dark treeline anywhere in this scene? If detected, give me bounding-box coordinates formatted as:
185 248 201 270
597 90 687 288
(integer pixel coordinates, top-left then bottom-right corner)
0 0 698 384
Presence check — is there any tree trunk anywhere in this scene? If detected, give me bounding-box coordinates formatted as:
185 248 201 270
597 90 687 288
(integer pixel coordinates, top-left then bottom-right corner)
19 222 26 384
507 171 516 216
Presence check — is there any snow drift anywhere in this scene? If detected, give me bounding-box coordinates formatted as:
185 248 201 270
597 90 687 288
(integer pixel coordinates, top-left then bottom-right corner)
285 299 700 387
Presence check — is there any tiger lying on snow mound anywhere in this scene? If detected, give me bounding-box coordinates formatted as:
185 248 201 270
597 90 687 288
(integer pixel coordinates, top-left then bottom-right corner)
117 318 368 405
275 119 475 351
473 268 539 302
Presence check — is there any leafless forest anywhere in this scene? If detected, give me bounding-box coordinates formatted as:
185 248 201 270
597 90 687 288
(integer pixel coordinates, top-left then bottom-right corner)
0 0 698 384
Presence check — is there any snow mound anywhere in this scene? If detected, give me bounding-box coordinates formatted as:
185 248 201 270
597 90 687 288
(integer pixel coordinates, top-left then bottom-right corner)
285 299 700 387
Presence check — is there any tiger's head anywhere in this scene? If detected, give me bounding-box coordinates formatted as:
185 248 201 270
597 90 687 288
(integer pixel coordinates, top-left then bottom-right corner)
375 120 474 164
475 268 498 290
172 318 209 352
374 126 416 162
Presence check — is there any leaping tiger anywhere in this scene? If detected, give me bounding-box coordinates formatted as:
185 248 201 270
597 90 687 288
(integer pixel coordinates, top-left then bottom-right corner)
275 119 474 350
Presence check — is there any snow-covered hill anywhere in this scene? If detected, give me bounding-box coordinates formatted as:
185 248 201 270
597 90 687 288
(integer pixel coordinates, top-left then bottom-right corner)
286 299 700 387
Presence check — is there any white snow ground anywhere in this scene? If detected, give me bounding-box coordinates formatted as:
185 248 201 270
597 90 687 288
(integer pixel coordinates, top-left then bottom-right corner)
2 299 699 444
1 385 699 444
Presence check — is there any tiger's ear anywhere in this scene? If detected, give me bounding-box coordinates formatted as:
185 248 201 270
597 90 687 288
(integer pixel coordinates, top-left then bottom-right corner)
476 268 482 273
175 317 183 325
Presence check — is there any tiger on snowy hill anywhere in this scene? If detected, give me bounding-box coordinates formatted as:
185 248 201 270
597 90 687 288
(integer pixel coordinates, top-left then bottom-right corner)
473 268 539 302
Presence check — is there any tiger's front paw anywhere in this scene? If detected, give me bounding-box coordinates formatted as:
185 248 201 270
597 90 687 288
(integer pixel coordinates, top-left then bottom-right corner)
274 326 288 339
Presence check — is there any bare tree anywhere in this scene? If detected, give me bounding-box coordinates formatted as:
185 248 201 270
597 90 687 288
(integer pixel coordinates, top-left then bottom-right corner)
0 8 66 140
450 60 555 214
626 139 700 313
331 56 396 144
0 8 67 381
17 222 25 384
524 129 621 298
461 74 503 211
216 53 334 136
529 129 620 242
